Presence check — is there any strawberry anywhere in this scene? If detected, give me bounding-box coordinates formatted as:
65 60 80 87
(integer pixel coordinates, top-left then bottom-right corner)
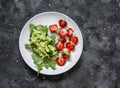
49 24 58 32
59 19 67 28
55 42 64 51
66 42 75 51
59 37 66 43
69 36 78 44
67 28 74 38
61 48 70 59
59 28 67 37
56 57 66 66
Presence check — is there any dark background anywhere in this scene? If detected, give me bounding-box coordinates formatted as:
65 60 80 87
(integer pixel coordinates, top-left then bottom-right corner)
0 0 120 88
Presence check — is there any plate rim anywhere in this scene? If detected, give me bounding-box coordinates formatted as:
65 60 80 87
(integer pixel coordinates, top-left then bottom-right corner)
19 11 83 75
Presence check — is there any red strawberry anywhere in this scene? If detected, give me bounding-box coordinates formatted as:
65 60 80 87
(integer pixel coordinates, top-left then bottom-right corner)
61 48 70 59
59 28 67 37
67 28 74 38
49 24 58 32
59 37 66 43
55 42 64 51
69 36 78 44
56 57 66 66
59 19 67 28
66 42 75 51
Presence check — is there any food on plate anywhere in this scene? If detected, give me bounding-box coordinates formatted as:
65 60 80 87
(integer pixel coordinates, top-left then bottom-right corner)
49 24 58 32
67 28 74 38
59 28 67 37
25 23 57 75
61 48 70 59
59 37 66 43
59 19 67 28
66 42 75 51
25 19 79 74
69 36 78 44
56 57 66 66
55 42 64 51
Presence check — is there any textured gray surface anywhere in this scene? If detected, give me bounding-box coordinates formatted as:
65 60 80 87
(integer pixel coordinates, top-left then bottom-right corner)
0 0 120 88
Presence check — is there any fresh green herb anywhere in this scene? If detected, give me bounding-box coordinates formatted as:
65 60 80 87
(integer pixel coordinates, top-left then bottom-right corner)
43 59 56 69
29 23 36 31
25 44 31 49
39 25 48 33
49 35 56 45
36 59 56 75
25 24 57 75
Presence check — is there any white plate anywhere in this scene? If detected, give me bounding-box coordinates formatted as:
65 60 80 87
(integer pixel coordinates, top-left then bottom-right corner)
19 12 83 75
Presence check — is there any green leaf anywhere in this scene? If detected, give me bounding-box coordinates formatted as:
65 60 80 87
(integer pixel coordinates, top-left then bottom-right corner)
32 53 56 75
32 48 40 55
32 53 39 65
32 53 43 76
37 64 42 76
39 25 48 33
29 23 36 31
43 59 56 69
49 35 55 45
25 44 31 49
27 24 57 75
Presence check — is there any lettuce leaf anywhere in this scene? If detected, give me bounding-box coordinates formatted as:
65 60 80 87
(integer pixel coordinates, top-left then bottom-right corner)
25 44 31 49
25 24 57 75
49 35 56 45
29 23 36 31
32 53 56 75
39 25 48 33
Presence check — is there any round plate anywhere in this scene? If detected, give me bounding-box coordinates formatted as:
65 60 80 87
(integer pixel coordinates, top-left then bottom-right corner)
19 12 83 75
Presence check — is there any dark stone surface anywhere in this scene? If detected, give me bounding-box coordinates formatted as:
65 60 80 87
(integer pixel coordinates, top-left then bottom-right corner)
0 0 120 88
